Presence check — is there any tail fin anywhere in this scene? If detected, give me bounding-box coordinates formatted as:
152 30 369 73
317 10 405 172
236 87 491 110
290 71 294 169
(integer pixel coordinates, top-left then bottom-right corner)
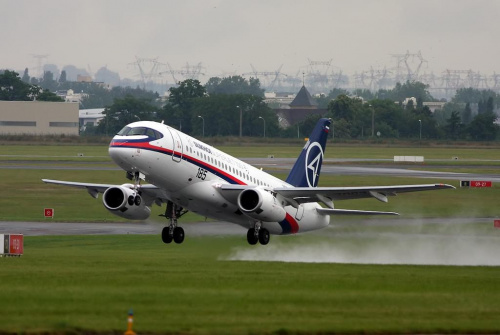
285 118 331 187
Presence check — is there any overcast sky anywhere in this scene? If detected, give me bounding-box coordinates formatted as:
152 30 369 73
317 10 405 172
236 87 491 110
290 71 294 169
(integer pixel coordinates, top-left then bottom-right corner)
2 0 499 80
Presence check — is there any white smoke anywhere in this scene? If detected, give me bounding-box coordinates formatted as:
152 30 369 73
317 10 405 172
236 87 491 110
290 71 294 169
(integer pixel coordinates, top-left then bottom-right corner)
225 219 500 266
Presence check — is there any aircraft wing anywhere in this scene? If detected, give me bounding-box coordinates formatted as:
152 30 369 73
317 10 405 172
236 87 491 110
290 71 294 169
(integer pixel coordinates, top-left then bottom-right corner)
42 179 166 206
274 183 455 206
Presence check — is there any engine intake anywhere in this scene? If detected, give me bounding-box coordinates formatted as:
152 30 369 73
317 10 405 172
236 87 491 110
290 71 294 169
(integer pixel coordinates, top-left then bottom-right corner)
237 188 286 222
103 185 151 220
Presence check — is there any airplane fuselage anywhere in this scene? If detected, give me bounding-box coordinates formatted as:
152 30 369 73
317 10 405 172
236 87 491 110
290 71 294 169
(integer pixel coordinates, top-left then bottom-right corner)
109 121 330 235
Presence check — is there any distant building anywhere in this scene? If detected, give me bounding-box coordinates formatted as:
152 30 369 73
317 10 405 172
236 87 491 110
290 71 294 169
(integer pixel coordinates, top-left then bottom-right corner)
264 92 295 108
273 85 326 128
77 75 92 83
55 89 88 104
0 101 79 135
79 108 105 131
401 97 446 112
423 101 446 113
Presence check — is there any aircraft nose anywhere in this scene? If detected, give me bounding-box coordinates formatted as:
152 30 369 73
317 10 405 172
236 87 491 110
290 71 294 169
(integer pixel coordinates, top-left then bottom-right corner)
108 137 132 166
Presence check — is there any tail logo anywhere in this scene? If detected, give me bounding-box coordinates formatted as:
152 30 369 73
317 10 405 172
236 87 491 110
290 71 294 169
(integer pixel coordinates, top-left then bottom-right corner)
305 141 324 187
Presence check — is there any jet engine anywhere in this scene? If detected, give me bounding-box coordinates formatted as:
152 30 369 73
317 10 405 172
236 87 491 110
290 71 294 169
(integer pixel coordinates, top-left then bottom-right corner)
102 184 151 220
237 188 286 222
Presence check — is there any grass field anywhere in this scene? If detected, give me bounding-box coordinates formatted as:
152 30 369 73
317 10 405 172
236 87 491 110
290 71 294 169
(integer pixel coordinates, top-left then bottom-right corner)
1 142 500 160
1 234 500 334
1 167 499 222
1 143 500 334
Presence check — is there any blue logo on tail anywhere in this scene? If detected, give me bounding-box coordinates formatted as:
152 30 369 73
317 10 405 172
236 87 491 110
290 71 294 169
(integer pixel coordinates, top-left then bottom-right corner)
286 118 331 188
305 141 324 187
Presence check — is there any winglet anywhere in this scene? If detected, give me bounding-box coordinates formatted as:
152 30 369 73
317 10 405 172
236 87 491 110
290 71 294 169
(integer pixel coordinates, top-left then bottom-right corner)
285 118 331 187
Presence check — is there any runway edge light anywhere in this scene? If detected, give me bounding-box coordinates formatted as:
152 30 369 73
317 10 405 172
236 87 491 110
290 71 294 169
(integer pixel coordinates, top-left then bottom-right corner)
124 309 136 335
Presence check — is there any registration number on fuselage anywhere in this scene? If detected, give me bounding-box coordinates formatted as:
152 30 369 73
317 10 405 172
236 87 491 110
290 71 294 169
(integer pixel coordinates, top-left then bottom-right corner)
196 168 208 180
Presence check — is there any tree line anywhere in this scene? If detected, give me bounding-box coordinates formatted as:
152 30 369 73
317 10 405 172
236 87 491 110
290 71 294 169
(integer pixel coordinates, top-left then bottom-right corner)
92 78 498 141
1 69 498 140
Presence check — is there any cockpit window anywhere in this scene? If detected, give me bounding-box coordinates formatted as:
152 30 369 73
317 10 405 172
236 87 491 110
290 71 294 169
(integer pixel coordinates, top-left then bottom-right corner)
117 126 163 139
128 127 146 136
145 128 156 138
117 126 131 136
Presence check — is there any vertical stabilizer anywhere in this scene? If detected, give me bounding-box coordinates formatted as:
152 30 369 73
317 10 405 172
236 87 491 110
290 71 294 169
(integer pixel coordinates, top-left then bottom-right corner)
285 118 331 187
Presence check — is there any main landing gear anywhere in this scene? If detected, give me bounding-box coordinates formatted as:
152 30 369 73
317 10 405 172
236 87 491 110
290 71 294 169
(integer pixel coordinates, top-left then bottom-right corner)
161 201 188 244
247 222 270 245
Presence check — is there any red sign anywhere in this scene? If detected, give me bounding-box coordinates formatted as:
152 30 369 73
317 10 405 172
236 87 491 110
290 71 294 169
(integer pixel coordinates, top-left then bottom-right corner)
470 181 492 188
44 208 54 218
9 234 23 255
495 220 500 228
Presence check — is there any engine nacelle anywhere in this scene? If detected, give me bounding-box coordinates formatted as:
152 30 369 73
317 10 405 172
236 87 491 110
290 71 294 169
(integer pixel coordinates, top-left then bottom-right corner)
237 188 286 222
102 184 151 220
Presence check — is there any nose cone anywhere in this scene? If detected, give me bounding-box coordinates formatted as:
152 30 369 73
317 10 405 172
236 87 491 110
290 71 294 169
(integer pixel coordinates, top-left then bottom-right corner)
108 136 133 171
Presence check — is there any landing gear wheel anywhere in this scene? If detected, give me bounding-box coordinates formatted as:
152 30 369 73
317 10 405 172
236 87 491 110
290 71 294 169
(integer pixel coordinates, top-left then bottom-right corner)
247 228 258 245
134 195 142 206
258 228 270 245
161 227 172 244
173 227 185 244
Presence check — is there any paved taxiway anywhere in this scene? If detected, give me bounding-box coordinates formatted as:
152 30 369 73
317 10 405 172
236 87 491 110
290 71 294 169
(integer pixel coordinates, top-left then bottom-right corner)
0 220 245 236
1 217 496 237
2 157 500 182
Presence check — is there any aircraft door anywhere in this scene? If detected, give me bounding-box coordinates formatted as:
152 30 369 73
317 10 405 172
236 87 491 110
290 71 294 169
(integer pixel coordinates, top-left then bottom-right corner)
167 127 183 163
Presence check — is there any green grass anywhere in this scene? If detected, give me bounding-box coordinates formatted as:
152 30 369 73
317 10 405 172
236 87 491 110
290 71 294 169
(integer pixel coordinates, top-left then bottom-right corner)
1 143 500 334
1 234 500 334
1 167 497 221
1 143 499 161
0 162 497 221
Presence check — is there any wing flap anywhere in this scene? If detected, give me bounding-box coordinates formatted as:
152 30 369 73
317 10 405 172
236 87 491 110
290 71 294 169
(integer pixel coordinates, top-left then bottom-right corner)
317 208 399 216
275 184 455 204
42 179 167 206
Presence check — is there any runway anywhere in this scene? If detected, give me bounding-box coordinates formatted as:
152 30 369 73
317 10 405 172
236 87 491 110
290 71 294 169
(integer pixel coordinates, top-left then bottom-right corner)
2 157 500 182
0 217 495 237
244 157 500 182
0 220 245 236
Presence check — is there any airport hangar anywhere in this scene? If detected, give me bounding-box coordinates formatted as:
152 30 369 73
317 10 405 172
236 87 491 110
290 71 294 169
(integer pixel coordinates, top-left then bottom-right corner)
0 101 79 135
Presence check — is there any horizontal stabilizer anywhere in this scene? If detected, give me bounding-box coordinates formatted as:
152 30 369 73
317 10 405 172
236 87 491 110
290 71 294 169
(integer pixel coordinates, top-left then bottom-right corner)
316 208 399 216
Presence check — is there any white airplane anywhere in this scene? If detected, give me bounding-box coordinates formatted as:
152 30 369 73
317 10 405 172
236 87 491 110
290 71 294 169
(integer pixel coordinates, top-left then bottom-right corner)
43 118 454 245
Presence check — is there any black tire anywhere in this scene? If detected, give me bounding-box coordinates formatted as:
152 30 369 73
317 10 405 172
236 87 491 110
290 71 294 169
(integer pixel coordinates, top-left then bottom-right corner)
134 195 142 206
173 227 185 244
258 228 270 245
246 228 258 245
161 227 172 244
128 195 135 206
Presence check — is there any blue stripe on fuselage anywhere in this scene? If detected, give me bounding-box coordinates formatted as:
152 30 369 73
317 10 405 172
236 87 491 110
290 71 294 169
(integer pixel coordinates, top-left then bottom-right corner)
110 139 245 185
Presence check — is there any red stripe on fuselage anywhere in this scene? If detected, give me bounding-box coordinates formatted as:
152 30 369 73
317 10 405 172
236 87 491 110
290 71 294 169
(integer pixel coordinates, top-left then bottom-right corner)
286 212 299 234
110 141 246 186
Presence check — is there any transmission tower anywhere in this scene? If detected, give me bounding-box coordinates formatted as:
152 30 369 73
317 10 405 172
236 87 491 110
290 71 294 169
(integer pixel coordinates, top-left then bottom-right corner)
354 66 392 91
488 73 500 92
390 50 427 82
159 62 206 85
129 56 164 89
31 54 49 78
242 64 286 91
